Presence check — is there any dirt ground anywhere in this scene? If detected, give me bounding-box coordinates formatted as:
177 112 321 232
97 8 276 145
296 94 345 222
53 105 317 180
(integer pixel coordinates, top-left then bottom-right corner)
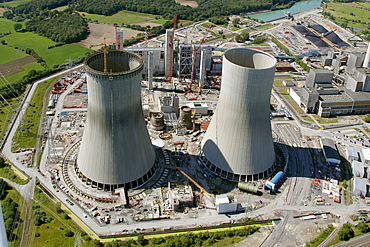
0 8 6 16
74 23 143 50
0 56 36 77
175 0 198 8
137 21 162 27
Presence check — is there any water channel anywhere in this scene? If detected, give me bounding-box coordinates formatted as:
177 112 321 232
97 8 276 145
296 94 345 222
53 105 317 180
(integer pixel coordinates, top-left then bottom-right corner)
248 0 322 22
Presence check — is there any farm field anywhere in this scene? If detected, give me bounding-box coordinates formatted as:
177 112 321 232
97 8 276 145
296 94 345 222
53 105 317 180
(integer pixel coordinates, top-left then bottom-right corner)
2 32 91 67
2 0 31 7
326 2 370 31
0 45 28 65
0 18 16 33
2 62 44 85
85 10 160 25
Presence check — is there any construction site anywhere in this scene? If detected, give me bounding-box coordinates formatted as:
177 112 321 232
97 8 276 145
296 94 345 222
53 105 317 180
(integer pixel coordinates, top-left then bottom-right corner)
34 10 370 237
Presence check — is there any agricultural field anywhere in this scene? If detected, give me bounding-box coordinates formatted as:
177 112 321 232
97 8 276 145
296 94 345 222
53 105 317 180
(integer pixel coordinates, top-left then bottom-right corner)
2 0 31 8
0 45 28 65
84 10 160 25
0 18 16 33
2 32 91 67
326 2 370 31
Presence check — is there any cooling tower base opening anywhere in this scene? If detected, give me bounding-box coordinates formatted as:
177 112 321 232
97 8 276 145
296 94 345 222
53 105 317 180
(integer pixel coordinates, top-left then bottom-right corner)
74 163 158 191
202 159 276 182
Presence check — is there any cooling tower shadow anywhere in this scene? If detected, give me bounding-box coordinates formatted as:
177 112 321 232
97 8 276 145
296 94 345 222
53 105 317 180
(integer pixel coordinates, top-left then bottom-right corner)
202 139 233 173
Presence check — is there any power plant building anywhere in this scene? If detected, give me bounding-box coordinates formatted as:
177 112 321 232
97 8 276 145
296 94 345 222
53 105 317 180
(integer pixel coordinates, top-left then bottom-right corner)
76 50 157 191
201 48 277 182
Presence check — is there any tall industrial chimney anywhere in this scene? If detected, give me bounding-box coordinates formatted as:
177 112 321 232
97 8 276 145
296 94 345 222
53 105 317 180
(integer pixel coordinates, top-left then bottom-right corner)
77 50 156 191
201 48 277 182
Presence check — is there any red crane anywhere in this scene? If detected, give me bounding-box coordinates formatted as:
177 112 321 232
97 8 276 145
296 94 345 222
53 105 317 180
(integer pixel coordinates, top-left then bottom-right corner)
167 14 179 83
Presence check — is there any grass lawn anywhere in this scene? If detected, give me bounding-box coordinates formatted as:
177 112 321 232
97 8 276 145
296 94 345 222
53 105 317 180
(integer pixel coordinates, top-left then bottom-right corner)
0 164 29 184
0 45 28 65
2 32 91 67
28 188 91 247
2 0 31 7
315 116 339 124
275 76 291 79
99 10 159 25
151 19 168 25
273 80 284 87
12 78 54 150
302 115 314 122
3 62 44 85
179 19 193 27
290 100 304 114
83 13 106 22
232 27 241 31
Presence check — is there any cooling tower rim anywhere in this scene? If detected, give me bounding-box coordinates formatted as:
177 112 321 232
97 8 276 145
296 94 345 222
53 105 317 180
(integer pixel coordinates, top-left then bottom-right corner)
223 47 277 70
84 49 143 76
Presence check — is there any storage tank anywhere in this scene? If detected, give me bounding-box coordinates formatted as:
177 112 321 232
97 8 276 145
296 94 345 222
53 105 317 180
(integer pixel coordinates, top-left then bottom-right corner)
201 48 277 182
151 112 165 130
178 105 192 129
237 182 258 194
77 50 156 191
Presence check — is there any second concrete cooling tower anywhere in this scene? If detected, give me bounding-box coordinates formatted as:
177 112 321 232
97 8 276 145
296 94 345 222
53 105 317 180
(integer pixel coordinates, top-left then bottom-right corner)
77 50 156 191
201 48 276 182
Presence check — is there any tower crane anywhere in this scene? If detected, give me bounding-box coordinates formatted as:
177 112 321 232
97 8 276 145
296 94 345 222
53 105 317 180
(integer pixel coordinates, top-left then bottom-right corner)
89 38 110 73
185 24 213 92
166 14 179 83
89 33 157 73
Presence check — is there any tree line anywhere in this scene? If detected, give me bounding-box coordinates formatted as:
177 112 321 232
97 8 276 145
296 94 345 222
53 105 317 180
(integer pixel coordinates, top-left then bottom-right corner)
9 0 300 22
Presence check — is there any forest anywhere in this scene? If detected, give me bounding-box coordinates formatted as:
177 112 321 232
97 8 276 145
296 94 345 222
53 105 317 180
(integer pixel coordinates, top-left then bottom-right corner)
25 9 88 43
10 0 299 21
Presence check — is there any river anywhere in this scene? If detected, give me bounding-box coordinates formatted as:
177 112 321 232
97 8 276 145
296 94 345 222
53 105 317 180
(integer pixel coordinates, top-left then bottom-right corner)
248 0 322 22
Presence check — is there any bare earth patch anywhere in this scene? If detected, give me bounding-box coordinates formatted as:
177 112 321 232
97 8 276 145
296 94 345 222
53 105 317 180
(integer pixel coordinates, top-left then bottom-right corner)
137 21 163 27
0 8 7 16
175 0 198 8
0 56 36 77
74 22 144 50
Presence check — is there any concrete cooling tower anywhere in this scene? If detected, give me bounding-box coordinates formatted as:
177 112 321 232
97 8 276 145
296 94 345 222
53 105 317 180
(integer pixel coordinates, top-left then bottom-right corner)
76 50 156 191
201 48 277 182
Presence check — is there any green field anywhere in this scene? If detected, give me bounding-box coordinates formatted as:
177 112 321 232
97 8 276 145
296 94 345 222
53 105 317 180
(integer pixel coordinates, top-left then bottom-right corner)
12 78 54 150
151 19 168 25
83 13 106 22
2 32 91 67
0 18 16 33
3 62 44 85
326 2 370 30
28 188 91 247
2 0 31 7
88 10 160 25
0 45 27 65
